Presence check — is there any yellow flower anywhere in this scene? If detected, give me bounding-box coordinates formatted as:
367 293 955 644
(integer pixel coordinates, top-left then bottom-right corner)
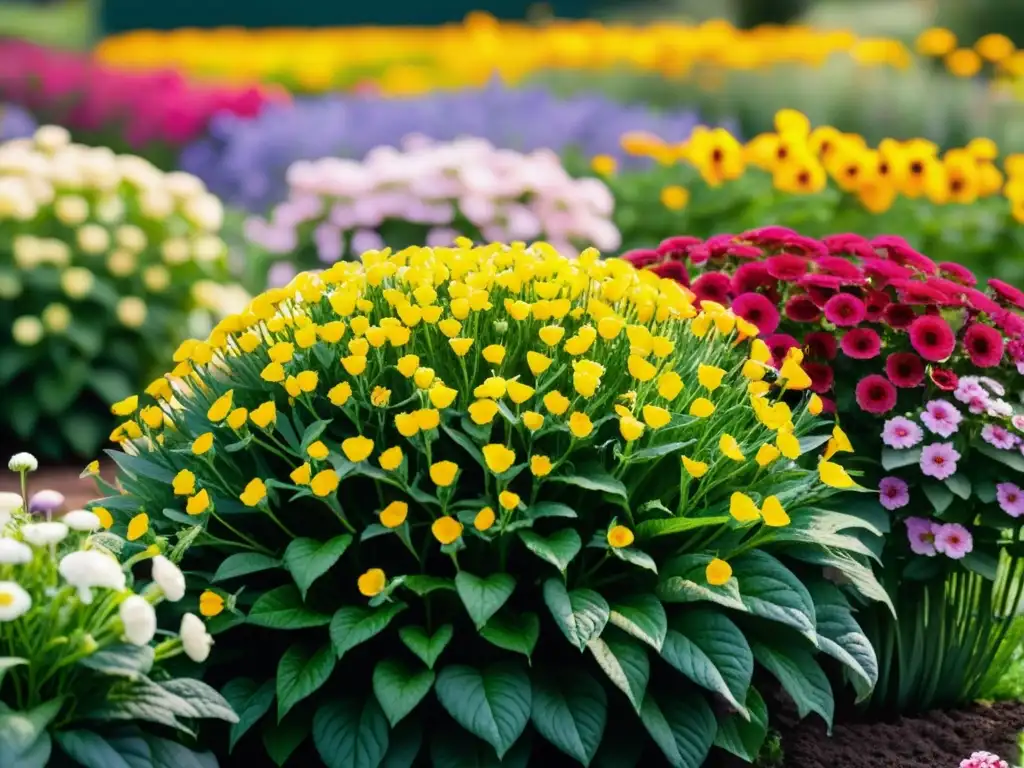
306 441 329 460
483 344 506 364
145 378 172 401
397 354 419 378
310 469 341 497
438 318 462 337
506 380 535 404
719 434 744 461
290 463 312 485
172 469 196 496
543 391 570 416
474 376 507 399
414 367 436 389
379 501 408 528
83 460 100 476
348 338 369 356
750 338 771 364
284 376 303 398
432 516 463 545
207 390 234 422
341 355 367 376
730 492 761 523
186 489 210 515
250 401 277 428
619 416 645 442
411 409 439 430
819 460 857 489
328 382 353 406
522 411 545 431
568 411 593 439
318 321 346 343
138 406 164 430
775 430 801 460
823 425 854 461
395 413 420 437
342 436 374 463
449 337 474 356
591 154 617 176
697 364 726 391
761 496 790 527
192 432 214 455
627 355 657 382
530 455 553 477
597 316 625 340
506 299 531 321
706 558 733 586
779 358 812 390
538 325 565 346
199 590 225 618
127 513 149 541
808 393 824 416
607 525 635 548
641 405 670 429
378 446 404 471
689 398 715 418
429 385 458 409
482 444 516 474
268 341 294 363
295 370 318 392
227 407 248 430
498 490 521 510
660 185 690 211
358 568 387 597
527 351 553 375
657 371 684 400
92 506 113 529
681 456 708 478
468 399 499 425
430 461 459 487
742 360 766 381
755 444 780 467
474 506 496 531
240 478 267 507
111 395 139 416
260 362 285 383
370 386 391 407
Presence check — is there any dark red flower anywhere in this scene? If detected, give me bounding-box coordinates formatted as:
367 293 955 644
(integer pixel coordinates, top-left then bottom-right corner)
815 256 865 282
938 262 977 287
804 331 838 360
656 236 702 261
964 287 1001 315
818 396 837 414
884 303 917 329
691 271 732 304
732 292 781 334
855 374 898 414
990 279 1024 310
800 274 844 307
824 293 867 326
885 352 925 387
925 278 967 306
650 260 689 285
840 328 882 359
864 290 891 321
871 236 937 274
963 323 1005 367
704 235 738 259
732 263 775 294
764 333 800 365
784 295 822 323
765 254 809 281
804 362 835 393
930 367 958 391
621 249 662 268
908 315 956 361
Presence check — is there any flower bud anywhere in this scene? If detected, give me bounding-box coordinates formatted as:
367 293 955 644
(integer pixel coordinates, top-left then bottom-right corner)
8 452 38 473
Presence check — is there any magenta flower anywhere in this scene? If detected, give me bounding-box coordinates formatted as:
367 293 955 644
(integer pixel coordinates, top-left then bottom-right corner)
906 517 937 556
823 293 866 326
934 523 973 559
920 442 960 480
982 424 1019 451
840 328 881 360
855 375 897 414
960 751 1009 768
881 416 924 449
879 477 910 510
997 482 1024 518
920 399 963 438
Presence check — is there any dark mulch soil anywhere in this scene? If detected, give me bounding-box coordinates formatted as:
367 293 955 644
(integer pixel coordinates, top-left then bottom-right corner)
0 463 110 510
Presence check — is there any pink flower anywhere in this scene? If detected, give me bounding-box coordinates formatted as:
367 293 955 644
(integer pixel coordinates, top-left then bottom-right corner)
855 375 897 414
997 482 1024 517
879 477 910 510
939 262 978 286
954 376 987 405
885 352 925 388
990 278 1024 310
920 400 962 437
840 328 881 359
1012 414 1024 432
884 303 917 329
960 752 1009 768
823 293 866 326
930 368 959 391
920 442 961 480
908 315 956 361
784 295 822 323
933 522 973 559
963 323 1005 368
765 254 809 281
804 363 835 394
691 272 732 304
881 416 923 449
764 334 800 365
906 517 937 556
982 424 1018 450
732 292 781 334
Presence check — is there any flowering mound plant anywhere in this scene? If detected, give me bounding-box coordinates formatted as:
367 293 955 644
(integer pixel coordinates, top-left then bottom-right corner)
0 454 236 768
0 125 247 459
244 137 620 288
627 227 1024 714
98 242 881 767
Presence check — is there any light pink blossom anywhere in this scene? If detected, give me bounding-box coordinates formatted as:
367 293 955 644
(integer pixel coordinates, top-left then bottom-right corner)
881 416 924 449
920 399 962 438
920 442 960 480
906 517 937 556
934 523 973 559
997 482 1024 518
982 424 1019 451
879 477 910 510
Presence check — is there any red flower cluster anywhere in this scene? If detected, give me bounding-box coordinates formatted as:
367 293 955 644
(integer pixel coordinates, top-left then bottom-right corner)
623 227 1024 415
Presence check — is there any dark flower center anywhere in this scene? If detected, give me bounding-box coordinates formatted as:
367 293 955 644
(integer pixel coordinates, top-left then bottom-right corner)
910 161 924 174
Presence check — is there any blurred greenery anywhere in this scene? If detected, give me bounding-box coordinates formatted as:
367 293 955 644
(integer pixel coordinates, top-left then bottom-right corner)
0 0 93 49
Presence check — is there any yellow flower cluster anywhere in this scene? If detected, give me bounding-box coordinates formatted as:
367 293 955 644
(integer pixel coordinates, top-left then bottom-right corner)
915 28 1024 79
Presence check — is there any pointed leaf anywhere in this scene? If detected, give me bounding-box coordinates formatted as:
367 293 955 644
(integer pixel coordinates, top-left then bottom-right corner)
403 576 454 596
331 604 406 659
277 644 337 720
248 585 331 629
543 579 609 651
312 698 390 768
635 515 731 541
608 595 667 651
455 572 515 630
784 545 894 617
221 678 275 752
528 501 577 520
398 624 453 669
752 640 834 730
733 551 817 643
284 535 353 599
657 554 746 611
587 629 649 713
54 731 138 768
713 686 769 762
548 469 627 500
373 659 435 727
923 482 954 514
881 447 922 470
610 547 657 573
639 691 716 768
382 718 422 768
435 662 532 759
808 583 878 702
262 708 311 767
480 611 540 659
945 473 971 500
518 529 581 572
530 669 607 766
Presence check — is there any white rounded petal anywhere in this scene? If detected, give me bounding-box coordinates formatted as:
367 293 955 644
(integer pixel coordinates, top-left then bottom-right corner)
0 581 32 621
7 452 38 472
151 556 186 602
62 510 101 532
180 613 213 663
0 538 33 565
22 522 68 547
58 550 126 605
0 492 22 518
119 595 157 646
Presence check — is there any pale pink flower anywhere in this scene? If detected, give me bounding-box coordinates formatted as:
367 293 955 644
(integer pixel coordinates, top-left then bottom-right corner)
959 751 1008 768
879 477 910 510
920 399 962 437
934 523 973 559
1012 415 1024 432
997 482 1024 518
881 416 924 449
920 442 960 480
982 424 1019 450
906 517 937 556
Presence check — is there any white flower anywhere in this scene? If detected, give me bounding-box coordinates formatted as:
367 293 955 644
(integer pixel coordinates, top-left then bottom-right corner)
116 297 147 328
22 522 68 547
8 452 38 473
62 510 102 532
11 316 43 346
151 556 185 602
58 550 126 604
0 492 22 519
0 581 31 622
34 125 71 153
180 613 214 662
0 539 32 565
119 595 157 646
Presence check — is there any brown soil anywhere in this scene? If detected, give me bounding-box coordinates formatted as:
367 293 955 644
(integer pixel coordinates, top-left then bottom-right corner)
778 700 1024 768
0 463 110 510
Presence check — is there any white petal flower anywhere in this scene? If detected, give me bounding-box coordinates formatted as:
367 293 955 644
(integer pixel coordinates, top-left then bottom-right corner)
7 452 38 472
22 522 68 547
62 510 102 532
58 550 126 604
0 538 33 565
0 581 32 621
180 613 214 662
151 556 186 602
0 492 21 514
119 595 156 646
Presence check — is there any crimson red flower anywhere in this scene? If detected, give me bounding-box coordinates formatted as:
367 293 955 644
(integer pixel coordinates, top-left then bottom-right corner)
732 292 781 334
884 303 917 329
964 287 1001 315
963 323 1005 367
822 233 875 259
908 315 956 361
804 362 835 393
818 396 837 414
864 290 891 321
656 236 702 260
691 271 732 304
784 295 822 323
621 249 661 268
885 352 925 388
855 374 898 414
990 279 1024 310
801 274 844 307
938 262 977 287
732 263 774 294
930 368 958 391
871 236 937 274
650 260 689 285
764 333 800 365
840 328 882 359
705 234 737 258
781 235 829 258
804 331 838 360
861 257 913 285
824 293 867 326
815 256 865 283
765 254 809 281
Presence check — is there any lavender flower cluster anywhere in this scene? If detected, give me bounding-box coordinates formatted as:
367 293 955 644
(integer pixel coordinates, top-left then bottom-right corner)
0 105 36 143
180 81 727 213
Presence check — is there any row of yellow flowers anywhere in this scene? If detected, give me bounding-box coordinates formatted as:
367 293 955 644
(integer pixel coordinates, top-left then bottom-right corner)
93 13 1012 94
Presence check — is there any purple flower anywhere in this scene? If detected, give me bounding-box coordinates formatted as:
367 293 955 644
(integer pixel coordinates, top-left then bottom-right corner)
919 399 962 437
997 482 1024 517
28 489 65 516
906 517 937 556
266 261 297 288
920 442 961 480
934 523 973 559
879 477 910 510
982 424 1019 450
881 416 924 449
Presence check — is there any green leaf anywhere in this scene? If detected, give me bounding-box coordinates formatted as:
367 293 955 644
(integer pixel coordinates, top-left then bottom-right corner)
382 718 422 768
435 662 532 759
213 553 282 582
945 473 972 500
158 678 238 722
284 535 353 599
429 726 532 768
659 610 752 716
62 412 105 457
713 686 769 762
627 440 693 463
530 669 606 766
480 612 540 659
979 444 1024 473
144 735 218 768
77 644 153 679
248 585 332 630
923 482 954 514
105 449 176 484
399 624 453 670
963 550 1000 580
517 529 581 572
752 640 834 730
543 579 610 652
0 698 62 768
527 501 577 520
733 551 817 643
635 515 730 541
784 545 894 617
608 595 667 651
798 433 832 453
639 691 716 768
0 347 33 386
548 468 627 500
808 583 878 703
221 678 275 752
455 572 515 630
657 554 746 612
403 575 455 596
373 659 436 726
313 698 390 768
331 603 406 659
610 547 658 573
881 447 922 470
54 731 137 768
263 708 311 767
587 629 649 713
0 657 27 687
277 644 337 720
299 419 332 452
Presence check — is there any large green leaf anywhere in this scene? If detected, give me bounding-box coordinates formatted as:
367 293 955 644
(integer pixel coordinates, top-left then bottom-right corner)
77 644 153 679
639 691 716 768
480 611 540 659
881 447 922 470
518 529 581 572
979 444 1024 473
713 686 769 762
105 449 176 484
157 679 238 722
945 473 972 500
586 629 649 713
548 468 627 500
398 624 453 669
221 678 275 752
455 572 516 630
527 501 578 520
636 515 731 541
277 644 337 720
382 718 422 768
659 610 752 716
284 535 353 599
373 659 436 727
657 554 745 611
312 698 390 768
543 579 609 652
0 698 61 768
54 731 138 768
751 640 834 730
331 604 406 659
608 595 667 652
530 669 606 766
248 586 332 629
808 583 878 702
435 662 532 759
923 482 954 514
144 736 218 768
733 551 817 643
213 553 282 582
783 545 895 616
263 708 311 767
429 726 532 768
